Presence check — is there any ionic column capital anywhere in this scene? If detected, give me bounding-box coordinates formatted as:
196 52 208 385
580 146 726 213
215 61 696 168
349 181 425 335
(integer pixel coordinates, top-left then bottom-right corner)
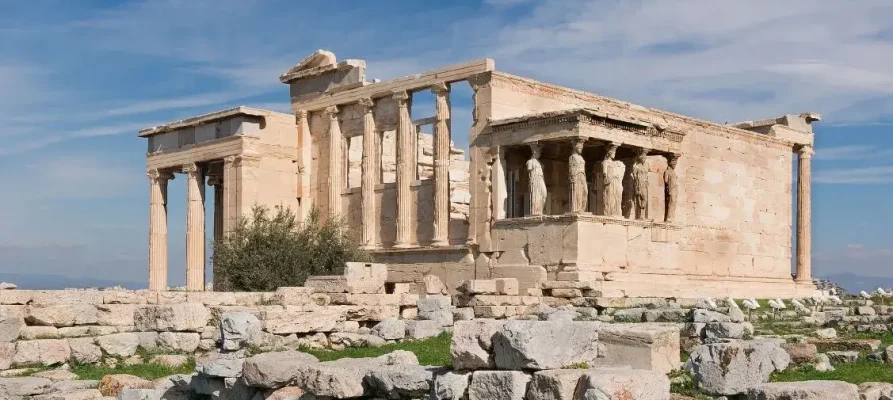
468 72 492 92
431 82 450 95
798 145 815 159
147 169 174 182
295 109 308 122
223 155 237 167
182 163 201 176
207 175 223 187
324 105 340 119
358 97 375 113
392 90 410 106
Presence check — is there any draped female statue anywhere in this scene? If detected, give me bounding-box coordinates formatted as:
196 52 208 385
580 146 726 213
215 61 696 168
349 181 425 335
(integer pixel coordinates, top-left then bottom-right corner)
568 138 588 213
631 148 649 220
527 143 547 216
600 143 624 217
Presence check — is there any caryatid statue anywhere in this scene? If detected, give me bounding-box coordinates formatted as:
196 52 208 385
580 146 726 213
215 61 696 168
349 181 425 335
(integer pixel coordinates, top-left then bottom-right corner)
527 143 547 216
600 142 624 217
631 147 649 220
568 138 588 213
664 154 679 222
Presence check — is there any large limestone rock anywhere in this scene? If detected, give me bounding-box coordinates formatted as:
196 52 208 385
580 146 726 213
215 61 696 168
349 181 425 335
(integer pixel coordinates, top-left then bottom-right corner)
0 377 53 396
242 351 320 389
26 305 99 327
98 374 153 397
0 314 24 342
0 342 14 369
859 382 893 400
372 317 406 340
13 339 70 366
686 339 791 396
746 381 859 400
468 371 531 400
451 320 506 370
577 368 671 400
67 338 101 364
492 320 599 370
293 358 380 398
262 306 347 334
219 312 261 351
417 295 454 327
305 262 387 294
432 371 471 400
196 354 245 378
366 364 441 399
134 303 210 332
406 320 444 339
527 369 589 400
593 323 681 375
158 332 200 353
96 333 140 357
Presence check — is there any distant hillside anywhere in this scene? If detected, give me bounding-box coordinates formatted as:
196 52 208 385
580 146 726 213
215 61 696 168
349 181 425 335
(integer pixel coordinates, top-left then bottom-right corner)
820 273 893 295
0 273 144 290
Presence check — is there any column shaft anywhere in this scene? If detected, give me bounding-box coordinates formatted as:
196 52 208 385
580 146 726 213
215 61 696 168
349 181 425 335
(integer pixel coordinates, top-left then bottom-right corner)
394 91 414 248
795 146 814 282
360 98 377 249
326 106 343 217
148 170 172 291
296 110 313 222
432 82 451 246
185 163 205 291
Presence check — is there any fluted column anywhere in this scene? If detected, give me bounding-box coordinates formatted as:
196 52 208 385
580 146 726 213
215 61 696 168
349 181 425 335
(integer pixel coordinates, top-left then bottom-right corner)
184 163 205 292
359 98 378 249
394 90 414 248
431 82 451 246
325 106 343 217
795 145 814 283
296 110 312 222
148 169 173 291
207 174 224 243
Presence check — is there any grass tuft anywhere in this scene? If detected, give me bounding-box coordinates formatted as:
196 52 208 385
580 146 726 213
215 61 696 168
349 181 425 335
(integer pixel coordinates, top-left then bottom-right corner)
772 362 893 384
303 333 452 367
71 358 196 381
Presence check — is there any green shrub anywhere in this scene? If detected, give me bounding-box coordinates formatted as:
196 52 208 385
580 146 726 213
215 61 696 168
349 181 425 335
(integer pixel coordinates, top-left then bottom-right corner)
212 205 370 291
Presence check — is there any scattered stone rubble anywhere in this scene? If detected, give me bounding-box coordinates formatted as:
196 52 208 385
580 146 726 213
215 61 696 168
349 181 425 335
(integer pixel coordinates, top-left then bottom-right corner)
6 272 893 398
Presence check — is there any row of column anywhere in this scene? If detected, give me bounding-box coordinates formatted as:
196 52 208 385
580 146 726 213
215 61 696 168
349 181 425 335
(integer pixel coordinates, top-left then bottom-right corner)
320 82 453 249
148 159 241 291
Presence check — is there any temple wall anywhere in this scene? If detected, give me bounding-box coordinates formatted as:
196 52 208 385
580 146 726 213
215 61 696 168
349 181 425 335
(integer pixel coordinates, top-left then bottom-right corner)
485 72 794 282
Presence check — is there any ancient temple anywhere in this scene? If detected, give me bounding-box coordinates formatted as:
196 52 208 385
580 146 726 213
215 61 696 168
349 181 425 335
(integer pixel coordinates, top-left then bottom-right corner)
139 50 820 298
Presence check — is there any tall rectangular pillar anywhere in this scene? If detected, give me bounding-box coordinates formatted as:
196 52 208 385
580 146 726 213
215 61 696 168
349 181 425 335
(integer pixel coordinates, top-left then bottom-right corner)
296 110 312 222
325 106 343 217
393 90 414 248
431 82 451 247
147 169 173 291
359 98 378 249
795 145 814 283
184 163 205 292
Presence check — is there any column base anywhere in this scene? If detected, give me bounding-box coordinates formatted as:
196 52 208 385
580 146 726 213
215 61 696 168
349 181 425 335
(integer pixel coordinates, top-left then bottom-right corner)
393 242 417 249
361 244 379 251
431 239 450 247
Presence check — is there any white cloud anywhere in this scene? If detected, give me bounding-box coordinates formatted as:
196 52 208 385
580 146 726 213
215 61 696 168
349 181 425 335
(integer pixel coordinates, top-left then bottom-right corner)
814 165 893 184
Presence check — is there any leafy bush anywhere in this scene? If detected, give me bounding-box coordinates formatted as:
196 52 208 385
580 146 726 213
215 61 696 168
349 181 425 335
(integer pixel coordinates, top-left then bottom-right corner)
212 205 370 291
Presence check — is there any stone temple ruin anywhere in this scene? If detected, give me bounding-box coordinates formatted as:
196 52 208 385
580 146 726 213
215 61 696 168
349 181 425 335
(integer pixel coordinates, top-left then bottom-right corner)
139 50 821 299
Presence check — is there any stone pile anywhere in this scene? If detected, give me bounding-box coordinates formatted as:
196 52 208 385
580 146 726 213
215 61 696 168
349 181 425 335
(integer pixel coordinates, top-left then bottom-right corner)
103 319 679 400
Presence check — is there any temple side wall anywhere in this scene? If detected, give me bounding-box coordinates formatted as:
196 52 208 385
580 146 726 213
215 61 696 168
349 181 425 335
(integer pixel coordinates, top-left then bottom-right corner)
485 73 794 283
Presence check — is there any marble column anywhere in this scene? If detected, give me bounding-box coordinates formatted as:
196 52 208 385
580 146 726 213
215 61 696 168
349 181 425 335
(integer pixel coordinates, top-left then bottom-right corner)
795 145 814 283
359 97 377 249
147 169 173 291
207 174 224 243
184 163 206 292
325 105 343 217
296 110 313 222
431 82 451 247
393 90 414 248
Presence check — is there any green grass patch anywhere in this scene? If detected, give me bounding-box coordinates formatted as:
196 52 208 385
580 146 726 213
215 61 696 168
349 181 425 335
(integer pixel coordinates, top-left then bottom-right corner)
772 362 893 384
303 333 452 367
842 331 893 349
71 358 196 381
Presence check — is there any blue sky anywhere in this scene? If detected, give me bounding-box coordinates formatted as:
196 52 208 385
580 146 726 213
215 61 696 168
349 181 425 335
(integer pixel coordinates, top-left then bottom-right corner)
1 0 893 286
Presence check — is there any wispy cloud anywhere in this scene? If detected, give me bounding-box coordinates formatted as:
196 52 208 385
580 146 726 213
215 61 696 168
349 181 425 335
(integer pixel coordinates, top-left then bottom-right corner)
814 145 893 161
814 165 893 184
